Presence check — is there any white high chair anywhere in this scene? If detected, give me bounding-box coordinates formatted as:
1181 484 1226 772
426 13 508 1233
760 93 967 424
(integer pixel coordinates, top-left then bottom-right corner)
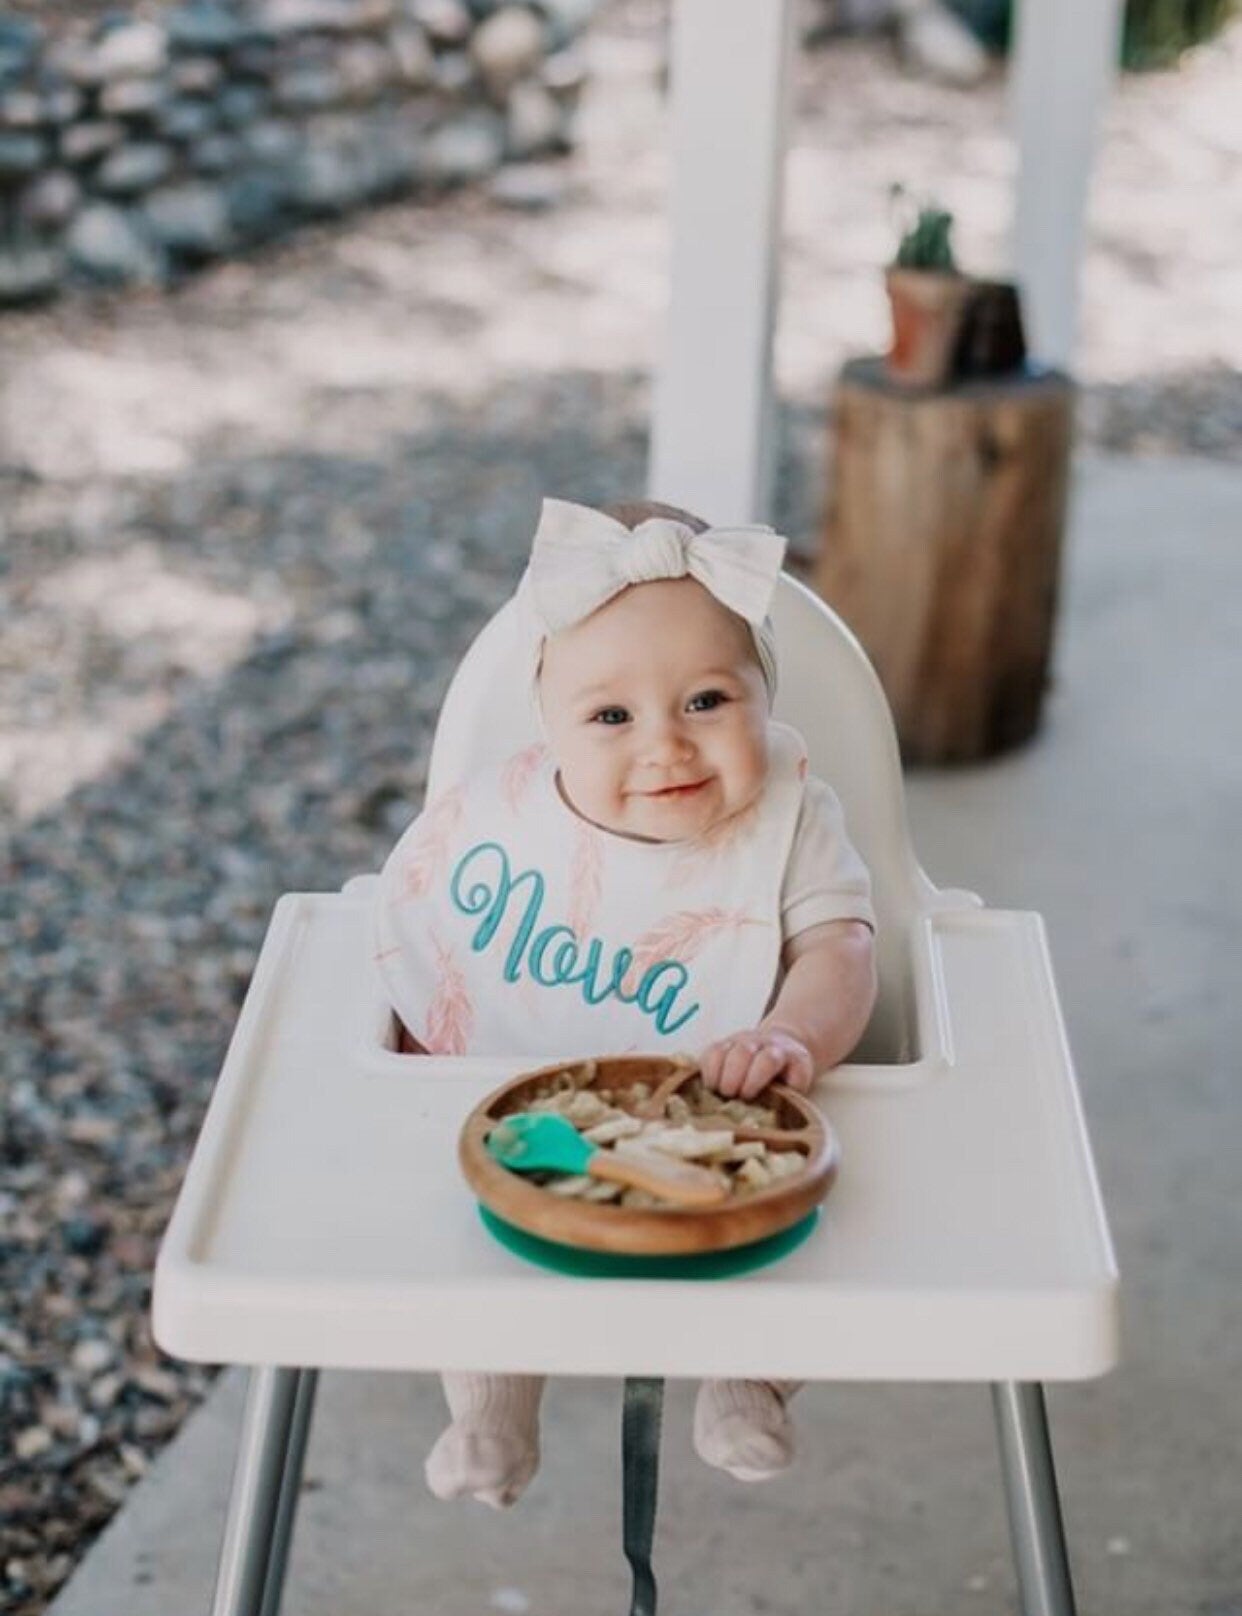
154 570 1118 1616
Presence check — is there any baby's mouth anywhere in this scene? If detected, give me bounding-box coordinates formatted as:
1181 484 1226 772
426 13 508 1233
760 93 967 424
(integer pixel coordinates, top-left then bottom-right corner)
645 778 710 800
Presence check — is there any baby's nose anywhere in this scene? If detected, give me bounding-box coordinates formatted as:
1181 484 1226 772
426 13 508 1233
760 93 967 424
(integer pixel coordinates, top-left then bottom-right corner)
642 719 693 764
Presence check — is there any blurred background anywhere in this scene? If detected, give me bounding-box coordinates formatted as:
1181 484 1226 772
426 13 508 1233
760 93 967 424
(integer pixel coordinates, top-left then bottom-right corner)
2 1 1240 1611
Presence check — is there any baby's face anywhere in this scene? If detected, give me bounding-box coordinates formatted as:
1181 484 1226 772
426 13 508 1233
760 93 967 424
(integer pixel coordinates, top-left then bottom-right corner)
539 578 770 843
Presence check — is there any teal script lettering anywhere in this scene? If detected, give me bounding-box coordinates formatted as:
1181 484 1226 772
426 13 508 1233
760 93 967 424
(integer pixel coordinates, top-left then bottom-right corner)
448 841 700 1035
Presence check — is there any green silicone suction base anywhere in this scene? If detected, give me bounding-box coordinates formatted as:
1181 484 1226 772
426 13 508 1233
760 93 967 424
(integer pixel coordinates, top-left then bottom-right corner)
478 1205 819 1279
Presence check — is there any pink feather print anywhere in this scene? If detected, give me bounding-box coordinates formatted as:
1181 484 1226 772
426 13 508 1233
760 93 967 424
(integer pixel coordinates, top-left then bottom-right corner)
568 822 604 939
501 743 548 814
399 785 465 899
668 797 761 888
423 936 474 1055
621 908 768 995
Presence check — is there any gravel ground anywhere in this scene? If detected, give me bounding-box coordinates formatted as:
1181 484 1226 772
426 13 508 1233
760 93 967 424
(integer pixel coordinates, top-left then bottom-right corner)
2 2 1241 1609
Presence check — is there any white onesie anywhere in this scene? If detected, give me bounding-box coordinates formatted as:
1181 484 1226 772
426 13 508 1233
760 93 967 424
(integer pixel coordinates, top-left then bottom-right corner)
373 721 875 1056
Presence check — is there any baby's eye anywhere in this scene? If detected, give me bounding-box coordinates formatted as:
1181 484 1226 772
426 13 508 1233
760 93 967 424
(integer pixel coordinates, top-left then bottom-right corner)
686 689 728 713
590 706 630 726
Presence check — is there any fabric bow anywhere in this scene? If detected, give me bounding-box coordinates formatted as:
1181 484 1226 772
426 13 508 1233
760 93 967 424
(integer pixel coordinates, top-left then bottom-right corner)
526 498 787 635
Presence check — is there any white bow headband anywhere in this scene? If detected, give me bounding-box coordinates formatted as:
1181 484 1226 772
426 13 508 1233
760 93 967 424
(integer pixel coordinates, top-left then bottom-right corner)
523 498 787 698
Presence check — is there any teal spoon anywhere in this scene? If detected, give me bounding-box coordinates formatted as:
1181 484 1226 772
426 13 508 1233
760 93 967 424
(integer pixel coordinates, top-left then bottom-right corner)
486 1113 728 1208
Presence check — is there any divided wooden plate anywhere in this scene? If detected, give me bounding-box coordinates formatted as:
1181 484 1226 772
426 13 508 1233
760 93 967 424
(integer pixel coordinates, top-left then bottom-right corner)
460 1054 839 1256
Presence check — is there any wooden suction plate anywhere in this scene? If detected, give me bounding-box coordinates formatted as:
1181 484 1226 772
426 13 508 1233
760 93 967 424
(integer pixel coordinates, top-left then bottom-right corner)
460 1054 839 1256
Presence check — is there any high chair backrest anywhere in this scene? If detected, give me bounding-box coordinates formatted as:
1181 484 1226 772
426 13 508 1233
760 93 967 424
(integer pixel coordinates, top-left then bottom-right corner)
427 574 946 1064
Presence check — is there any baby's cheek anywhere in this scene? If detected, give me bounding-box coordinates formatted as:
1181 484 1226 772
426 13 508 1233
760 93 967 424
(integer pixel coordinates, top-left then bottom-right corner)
731 753 770 818
562 753 604 808
601 774 631 827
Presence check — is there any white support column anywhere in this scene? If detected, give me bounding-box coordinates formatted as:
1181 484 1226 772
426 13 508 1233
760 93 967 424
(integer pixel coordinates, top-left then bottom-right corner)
1010 0 1124 370
648 0 796 525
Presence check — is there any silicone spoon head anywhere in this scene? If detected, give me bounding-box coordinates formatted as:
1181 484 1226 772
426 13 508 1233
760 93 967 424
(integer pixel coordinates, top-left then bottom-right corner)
486 1112 594 1175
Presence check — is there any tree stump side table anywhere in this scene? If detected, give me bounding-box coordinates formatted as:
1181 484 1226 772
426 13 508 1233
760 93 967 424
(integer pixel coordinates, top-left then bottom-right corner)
816 358 1075 764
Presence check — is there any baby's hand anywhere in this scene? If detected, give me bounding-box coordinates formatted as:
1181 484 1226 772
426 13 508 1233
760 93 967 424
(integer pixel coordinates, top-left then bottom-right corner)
698 1026 815 1101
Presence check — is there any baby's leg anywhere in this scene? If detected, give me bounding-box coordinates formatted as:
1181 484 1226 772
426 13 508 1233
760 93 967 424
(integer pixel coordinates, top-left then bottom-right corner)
693 1379 802 1482
425 1372 544 1508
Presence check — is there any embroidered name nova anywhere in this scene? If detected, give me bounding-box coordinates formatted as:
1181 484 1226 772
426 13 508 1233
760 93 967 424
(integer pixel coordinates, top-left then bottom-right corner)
449 841 700 1036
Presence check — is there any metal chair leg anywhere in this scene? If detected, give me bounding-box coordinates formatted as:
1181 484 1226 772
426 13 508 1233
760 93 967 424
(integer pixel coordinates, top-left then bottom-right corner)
211 1367 316 1616
991 1382 1078 1616
259 1370 319 1616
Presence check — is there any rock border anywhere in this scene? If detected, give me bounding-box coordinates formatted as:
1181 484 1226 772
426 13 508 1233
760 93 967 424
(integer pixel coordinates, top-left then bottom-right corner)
0 0 597 304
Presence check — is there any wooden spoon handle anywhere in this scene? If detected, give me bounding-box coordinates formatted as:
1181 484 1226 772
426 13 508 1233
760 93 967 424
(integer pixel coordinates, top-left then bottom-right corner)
731 1125 813 1148
635 1058 699 1119
589 1148 728 1208
682 1116 811 1148
678 1111 814 1150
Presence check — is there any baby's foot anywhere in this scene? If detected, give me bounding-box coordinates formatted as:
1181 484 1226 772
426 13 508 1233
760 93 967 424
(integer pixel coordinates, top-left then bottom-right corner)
424 1421 539 1509
693 1378 795 1482
426 1372 544 1508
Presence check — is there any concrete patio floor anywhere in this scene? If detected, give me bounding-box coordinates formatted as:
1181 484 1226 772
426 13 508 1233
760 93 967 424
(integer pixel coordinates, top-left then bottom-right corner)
49 453 1242 1616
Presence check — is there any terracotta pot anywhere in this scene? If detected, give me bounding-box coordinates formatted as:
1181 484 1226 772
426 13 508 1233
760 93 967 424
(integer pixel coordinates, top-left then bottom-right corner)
884 266 972 389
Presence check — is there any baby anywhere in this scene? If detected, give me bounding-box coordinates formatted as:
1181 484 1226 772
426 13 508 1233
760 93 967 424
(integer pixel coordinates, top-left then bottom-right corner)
374 496 877 1506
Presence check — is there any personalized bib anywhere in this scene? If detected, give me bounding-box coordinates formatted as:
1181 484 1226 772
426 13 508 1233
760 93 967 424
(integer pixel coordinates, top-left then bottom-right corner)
372 723 810 1059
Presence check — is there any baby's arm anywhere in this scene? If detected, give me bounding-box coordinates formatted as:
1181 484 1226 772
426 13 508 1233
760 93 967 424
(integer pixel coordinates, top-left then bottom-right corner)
699 919 876 1100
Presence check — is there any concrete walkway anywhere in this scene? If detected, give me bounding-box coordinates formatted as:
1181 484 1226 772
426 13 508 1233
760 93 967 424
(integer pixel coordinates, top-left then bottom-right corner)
51 455 1242 1616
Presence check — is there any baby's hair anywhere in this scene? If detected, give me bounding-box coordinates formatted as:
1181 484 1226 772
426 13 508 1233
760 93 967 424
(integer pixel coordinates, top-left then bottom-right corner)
601 499 709 535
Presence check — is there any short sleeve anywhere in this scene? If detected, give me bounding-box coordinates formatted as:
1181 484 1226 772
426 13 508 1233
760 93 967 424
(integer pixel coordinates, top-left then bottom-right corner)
780 775 877 941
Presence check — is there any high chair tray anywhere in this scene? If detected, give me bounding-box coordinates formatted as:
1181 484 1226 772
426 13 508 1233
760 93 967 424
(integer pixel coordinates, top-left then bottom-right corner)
153 891 1119 1382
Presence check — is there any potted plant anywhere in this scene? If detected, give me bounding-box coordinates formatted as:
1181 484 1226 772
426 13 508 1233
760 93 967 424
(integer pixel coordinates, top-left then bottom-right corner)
884 187 972 389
